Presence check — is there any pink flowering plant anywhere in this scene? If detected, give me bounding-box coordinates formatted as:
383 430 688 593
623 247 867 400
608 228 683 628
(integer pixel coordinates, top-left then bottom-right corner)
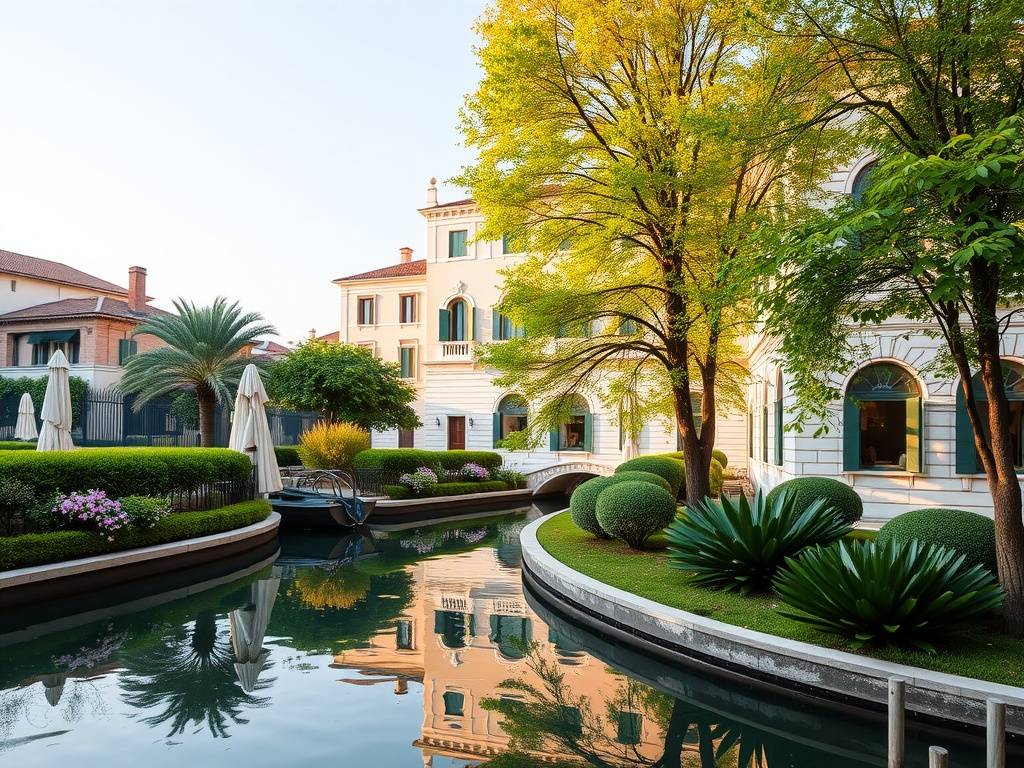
459 462 490 481
399 467 438 495
52 490 128 542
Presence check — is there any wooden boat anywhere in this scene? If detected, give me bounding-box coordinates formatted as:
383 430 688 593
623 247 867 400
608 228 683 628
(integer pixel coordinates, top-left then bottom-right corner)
269 471 374 530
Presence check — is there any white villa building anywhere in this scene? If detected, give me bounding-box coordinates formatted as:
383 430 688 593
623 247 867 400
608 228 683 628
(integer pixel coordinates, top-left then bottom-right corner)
333 168 1023 520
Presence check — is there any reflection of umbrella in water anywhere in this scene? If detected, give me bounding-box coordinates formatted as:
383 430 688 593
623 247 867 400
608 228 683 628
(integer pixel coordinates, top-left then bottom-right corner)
229 570 281 692
40 672 67 707
15 392 38 441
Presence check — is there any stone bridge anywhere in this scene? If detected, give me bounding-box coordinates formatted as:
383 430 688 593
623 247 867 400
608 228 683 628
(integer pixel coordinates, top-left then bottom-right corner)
524 461 615 496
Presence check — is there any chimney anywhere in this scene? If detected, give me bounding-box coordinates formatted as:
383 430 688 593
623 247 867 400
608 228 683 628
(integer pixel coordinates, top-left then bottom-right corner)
399 246 413 264
426 177 438 207
128 266 147 312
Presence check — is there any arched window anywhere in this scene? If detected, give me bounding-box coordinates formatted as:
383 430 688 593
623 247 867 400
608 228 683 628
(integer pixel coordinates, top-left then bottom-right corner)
489 615 532 660
851 161 876 202
550 395 592 452
774 369 784 465
955 362 1024 473
761 380 770 463
434 610 474 649
439 298 474 342
494 395 528 447
843 362 922 472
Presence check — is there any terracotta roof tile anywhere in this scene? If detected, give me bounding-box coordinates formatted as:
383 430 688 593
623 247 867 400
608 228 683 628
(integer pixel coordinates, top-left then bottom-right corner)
0 249 128 295
334 259 427 282
0 297 168 323
315 330 340 342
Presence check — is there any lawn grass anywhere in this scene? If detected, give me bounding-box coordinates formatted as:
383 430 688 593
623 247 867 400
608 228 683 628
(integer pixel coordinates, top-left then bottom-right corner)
537 510 1024 687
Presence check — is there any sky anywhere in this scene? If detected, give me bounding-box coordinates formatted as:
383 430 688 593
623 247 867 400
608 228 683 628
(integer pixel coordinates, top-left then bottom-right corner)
0 0 486 343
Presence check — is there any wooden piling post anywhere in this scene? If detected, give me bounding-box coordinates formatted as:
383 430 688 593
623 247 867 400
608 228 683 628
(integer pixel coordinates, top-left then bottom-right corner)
928 746 949 767
888 677 906 768
987 699 1006 768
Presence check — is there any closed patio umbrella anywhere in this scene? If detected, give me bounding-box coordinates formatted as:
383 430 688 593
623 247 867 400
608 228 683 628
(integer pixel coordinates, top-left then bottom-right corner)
14 392 38 441
228 363 282 494
37 350 74 451
229 572 281 692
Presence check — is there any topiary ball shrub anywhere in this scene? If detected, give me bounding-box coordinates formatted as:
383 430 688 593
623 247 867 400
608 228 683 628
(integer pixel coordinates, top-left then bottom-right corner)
766 477 863 525
877 508 997 572
708 458 724 498
712 449 728 469
569 476 621 537
595 481 677 549
615 457 686 497
610 470 672 494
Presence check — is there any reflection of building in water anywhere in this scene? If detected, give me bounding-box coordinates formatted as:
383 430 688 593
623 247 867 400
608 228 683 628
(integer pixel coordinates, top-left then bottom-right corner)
336 548 664 765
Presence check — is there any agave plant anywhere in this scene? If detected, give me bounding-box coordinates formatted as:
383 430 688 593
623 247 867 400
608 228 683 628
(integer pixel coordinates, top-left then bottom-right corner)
664 490 850 593
774 539 1004 651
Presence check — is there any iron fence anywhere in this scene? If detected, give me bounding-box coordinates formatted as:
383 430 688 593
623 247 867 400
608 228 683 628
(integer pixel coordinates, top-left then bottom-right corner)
168 467 258 512
352 467 480 497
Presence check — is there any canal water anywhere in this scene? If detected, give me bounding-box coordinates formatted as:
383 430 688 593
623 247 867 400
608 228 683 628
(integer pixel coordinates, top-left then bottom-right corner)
0 505 1006 767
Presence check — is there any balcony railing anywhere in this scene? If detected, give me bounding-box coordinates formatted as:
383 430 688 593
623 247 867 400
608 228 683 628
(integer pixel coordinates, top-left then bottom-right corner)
440 341 473 360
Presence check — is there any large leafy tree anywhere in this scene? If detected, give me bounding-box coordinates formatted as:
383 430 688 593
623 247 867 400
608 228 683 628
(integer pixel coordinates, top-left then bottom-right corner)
460 0 845 500
121 297 275 447
760 0 1024 632
266 340 419 431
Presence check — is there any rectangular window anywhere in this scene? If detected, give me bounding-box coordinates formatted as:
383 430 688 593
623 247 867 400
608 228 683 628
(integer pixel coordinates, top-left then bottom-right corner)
32 344 48 365
399 346 416 379
501 233 512 254
399 294 417 324
443 691 465 717
616 712 642 745
398 428 414 448
9 279 15 292
357 297 375 325
118 338 138 366
396 619 414 649
448 229 468 259
560 415 587 450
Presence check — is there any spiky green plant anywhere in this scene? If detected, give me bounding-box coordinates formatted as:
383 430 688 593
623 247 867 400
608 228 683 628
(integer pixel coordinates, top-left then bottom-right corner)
121 297 276 446
774 539 1005 651
664 491 850 593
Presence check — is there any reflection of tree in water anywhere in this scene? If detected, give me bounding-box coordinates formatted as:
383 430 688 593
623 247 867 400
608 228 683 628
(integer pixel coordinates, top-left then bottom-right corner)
480 644 863 768
289 563 371 611
119 610 272 738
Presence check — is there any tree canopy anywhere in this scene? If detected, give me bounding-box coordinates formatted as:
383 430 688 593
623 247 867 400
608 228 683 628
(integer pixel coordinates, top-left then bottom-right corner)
267 340 419 431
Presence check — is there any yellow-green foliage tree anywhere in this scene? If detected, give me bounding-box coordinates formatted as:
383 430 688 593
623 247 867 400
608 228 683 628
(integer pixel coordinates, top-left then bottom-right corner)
459 0 847 500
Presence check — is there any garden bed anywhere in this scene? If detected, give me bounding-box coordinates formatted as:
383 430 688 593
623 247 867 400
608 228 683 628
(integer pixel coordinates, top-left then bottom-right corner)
536 510 1024 688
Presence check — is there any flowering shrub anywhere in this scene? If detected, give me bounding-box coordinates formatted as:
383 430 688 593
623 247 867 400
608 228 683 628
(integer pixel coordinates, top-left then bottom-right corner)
53 490 128 542
460 462 490 481
399 467 439 495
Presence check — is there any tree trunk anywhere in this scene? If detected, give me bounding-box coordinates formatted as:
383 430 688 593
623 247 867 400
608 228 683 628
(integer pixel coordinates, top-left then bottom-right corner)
656 698 691 768
674 384 711 504
197 386 216 448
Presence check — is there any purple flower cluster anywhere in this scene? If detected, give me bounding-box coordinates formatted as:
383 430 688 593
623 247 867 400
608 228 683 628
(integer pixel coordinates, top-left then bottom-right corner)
399 467 438 494
460 462 490 481
53 490 127 542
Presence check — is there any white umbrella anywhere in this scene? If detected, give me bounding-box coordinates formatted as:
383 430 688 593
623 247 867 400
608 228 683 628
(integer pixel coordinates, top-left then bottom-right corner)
229 573 281 692
228 363 283 494
37 350 74 451
14 392 38 441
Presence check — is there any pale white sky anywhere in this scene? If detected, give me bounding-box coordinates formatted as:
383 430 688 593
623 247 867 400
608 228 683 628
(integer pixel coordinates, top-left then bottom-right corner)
0 1 485 342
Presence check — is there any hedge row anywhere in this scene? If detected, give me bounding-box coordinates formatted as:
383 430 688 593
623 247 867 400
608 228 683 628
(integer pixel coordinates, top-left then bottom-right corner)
0 500 271 570
0 441 35 451
0 448 254 498
383 480 511 500
274 445 302 467
354 449 503 474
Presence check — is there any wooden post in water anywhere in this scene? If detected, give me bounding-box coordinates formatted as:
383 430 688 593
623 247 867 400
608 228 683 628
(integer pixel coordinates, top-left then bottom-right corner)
928 746 949 767
987 699 1006 768
888 677 906 768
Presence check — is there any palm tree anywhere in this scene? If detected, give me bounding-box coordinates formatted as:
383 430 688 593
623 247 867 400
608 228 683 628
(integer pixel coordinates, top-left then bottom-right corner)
121 297 276 446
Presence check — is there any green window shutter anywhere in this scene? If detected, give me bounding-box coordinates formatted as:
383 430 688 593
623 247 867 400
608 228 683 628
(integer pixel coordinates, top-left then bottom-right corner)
549 428 559 452
118 338 137 366
843 396 861 471
955 388 979 473
774 400 784 465
748 412 754 458
469 306 477 341
905 395 923 473
492 309 502 340
492 412 501 447
761 406 768 462
399 347 413 378
583 413 594 452
438 309 450 342
501 233 511 254
449 230 467 258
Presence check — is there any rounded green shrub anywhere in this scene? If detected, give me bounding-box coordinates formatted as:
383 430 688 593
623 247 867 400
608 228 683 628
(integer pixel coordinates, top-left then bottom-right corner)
877 508 996 572
765 477 863 525
595 481 677 549
569 476 620 537
709 458 724 498
615 457 685 497
610 470 672 494
712 449 728 469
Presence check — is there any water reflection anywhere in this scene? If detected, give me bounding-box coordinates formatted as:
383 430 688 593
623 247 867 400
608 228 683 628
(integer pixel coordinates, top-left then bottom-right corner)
0 508 1009 766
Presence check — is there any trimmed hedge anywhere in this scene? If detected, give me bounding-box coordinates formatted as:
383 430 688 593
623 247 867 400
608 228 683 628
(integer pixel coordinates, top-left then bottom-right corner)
354 448 503 474
0 448 254 498
712 449 728 469
877 508 997 572
611 470 673 494
765 477 864 525
0 500 271 570
383 480 510 500
615 457 686 497
569 476 621 537
595 481 677 549
274 445 302 466
0 441 35 451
